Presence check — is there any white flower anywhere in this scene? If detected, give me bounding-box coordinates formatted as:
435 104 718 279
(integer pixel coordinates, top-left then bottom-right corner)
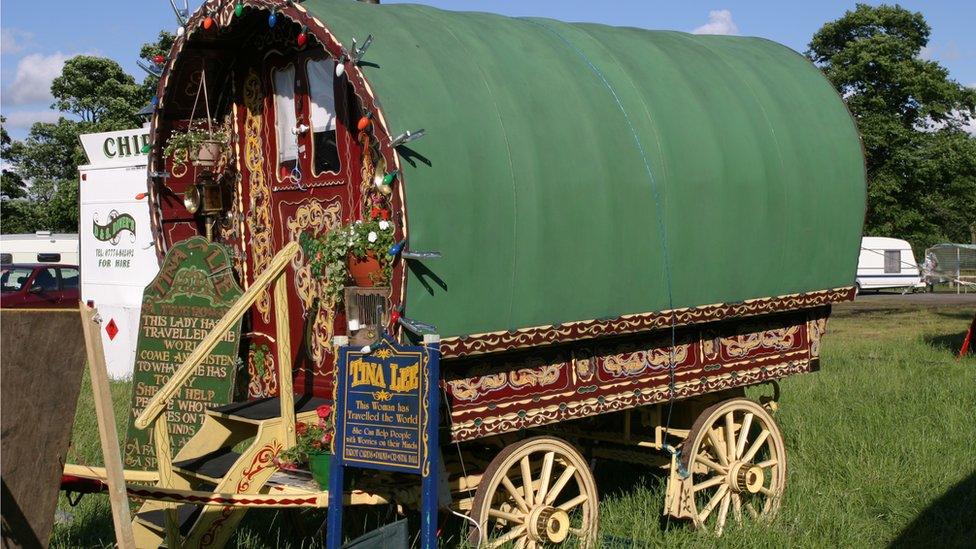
347 239 354 246
367 231 378 243
355 220 363 225
379 220 390 230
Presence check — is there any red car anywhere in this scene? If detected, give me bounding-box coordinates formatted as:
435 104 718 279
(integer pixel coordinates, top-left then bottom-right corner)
0 264 80 309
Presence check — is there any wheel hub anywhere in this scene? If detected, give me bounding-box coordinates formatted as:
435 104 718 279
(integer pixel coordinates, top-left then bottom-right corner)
527 505 570 543
729 462 764 494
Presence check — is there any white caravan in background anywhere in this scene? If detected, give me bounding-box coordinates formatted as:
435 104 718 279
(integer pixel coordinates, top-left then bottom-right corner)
0 232 79 265
78 126 159 378
856 236 924 293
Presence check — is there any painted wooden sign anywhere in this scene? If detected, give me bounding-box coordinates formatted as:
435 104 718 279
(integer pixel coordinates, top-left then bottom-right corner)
123 237 243 470
336 336 432 474
328 334 440 548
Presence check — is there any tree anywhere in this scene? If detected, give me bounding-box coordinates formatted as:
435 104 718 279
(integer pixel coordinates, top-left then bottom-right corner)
50 55 145 129
1 117 27 201
139 31 176 101
807 4 976 250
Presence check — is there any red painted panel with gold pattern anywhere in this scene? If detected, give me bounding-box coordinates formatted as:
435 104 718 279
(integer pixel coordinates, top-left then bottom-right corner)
443 307 829 442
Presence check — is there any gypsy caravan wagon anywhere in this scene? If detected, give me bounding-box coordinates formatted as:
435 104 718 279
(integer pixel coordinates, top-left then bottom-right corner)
64 0 865 546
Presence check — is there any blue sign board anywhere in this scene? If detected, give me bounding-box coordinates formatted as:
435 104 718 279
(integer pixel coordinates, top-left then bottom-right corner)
328 334 440 549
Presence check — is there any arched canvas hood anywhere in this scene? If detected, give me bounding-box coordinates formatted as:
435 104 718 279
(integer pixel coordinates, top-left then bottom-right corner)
150 0 865 354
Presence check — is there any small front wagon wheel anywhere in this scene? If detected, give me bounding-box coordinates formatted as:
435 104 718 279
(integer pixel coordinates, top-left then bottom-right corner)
680 398 787 536
469 436 599 548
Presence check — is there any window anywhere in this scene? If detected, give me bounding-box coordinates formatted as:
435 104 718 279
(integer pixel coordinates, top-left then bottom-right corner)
1 267 33 292
37 252 61 262
60 268 80 290
273 65 299 165
0 253 11 264
306 58 340 174
884 250 901 273
31 268 60 293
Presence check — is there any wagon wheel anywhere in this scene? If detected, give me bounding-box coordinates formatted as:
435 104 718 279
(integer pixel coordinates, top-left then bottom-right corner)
468 436 599 548
680 398 786 536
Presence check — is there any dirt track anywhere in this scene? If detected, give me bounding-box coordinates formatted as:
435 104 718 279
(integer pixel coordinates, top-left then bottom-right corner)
834 290 976 315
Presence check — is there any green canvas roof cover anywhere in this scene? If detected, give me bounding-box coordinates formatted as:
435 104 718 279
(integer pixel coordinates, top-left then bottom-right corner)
307 0 865 338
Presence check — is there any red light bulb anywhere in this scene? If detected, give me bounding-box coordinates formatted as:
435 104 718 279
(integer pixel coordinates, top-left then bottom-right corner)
390 310 401 325
153 54 166 65
135 192 148 200
203 15 214 30
297 31 308 47
357 116 372 131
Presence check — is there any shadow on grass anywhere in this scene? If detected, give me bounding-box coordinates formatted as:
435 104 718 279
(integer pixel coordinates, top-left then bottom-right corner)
923 331 968 355
889 472 976 548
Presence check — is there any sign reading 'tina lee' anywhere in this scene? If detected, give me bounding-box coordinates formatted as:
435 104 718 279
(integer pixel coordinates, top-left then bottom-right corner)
123 237 243 470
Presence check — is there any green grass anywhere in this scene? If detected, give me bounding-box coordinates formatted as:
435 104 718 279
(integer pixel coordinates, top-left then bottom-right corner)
52 304 976 548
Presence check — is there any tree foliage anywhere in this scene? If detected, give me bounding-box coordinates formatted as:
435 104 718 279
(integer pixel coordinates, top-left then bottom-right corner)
808 3 976 251
50 56 145 128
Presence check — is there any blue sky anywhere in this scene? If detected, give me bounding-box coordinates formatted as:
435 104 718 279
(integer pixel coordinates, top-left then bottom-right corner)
2 0 974 139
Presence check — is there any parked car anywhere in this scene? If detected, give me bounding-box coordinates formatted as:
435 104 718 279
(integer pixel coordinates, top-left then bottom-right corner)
856 237 925 294
0 264 81 308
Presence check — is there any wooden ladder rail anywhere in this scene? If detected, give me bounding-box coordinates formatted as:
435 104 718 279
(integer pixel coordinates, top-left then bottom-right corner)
133 241 300 540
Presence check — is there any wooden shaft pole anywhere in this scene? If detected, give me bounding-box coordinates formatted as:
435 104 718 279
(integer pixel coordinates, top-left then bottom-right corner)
274 272 296 448
79 303 136 549
135 241 299 429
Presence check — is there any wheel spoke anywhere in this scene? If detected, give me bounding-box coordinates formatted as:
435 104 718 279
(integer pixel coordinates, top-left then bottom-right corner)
745 501 759 519
557 493 588 511
487 524 527 548
758 486 775 497
724 412 736 460
692 475 726 493
696 455 727 474
526 541 537 549
715 492 731 536
543 465 577 505
732 493 743 524
741 428 770 463
756 458 778 469
514 539 527 549
735 412 754 459
501 476 529 512
698 484 728 523
520 456 535 506
488 507 524 524
536 451 555 505
707 428 729 465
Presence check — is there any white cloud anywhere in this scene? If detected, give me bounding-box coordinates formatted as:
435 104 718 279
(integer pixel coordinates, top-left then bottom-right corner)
2 52 70 106
2 109 61 129
1 28 33 55
692 10 739 36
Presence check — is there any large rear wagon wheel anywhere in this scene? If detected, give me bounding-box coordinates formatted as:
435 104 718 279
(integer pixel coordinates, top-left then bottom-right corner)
680 398 786 536
468 436 598 548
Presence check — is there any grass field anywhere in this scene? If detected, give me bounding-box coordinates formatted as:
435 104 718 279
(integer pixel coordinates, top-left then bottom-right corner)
51 300 976 548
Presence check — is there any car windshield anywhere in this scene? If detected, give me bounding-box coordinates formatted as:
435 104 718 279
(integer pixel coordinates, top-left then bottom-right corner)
1 267 34 292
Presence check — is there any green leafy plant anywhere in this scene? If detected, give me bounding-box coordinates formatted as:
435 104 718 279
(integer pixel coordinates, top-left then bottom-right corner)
275 404 334 468
300 217 396 301
162 118 229 167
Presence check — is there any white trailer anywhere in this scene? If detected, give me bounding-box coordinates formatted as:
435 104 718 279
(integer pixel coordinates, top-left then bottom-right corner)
78 126 159 378
856 236 924 293
0 232 79 265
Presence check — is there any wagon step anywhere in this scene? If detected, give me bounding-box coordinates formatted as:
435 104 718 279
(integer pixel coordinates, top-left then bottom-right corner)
208 394 329 422
173 447 242 483
134 504 201 536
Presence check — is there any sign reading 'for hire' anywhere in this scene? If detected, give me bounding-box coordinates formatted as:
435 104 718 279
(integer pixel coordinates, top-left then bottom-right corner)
123 237 243 470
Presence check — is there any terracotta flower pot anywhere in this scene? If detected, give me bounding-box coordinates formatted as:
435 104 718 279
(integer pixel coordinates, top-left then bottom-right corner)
348 252 382 287
191 140 224 167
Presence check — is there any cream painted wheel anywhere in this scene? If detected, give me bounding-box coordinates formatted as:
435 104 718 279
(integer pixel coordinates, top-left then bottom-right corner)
469 436 599 548
680 398 786 536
